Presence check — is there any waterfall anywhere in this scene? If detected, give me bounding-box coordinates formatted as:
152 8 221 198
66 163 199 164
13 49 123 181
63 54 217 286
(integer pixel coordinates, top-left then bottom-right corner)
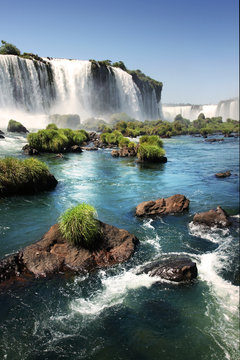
0 55 161 128
162 98 239 122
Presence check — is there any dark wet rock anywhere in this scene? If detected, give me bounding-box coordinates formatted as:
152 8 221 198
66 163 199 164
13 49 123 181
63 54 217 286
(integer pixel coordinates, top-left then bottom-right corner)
56 153 64 158
215 171 231 178
136 194 190 217
138 255 198 282
0 222 139 283
7 119 29 133
68 145 83 153
0 134 5 139
119 146 137 157
205 138 224 142
22 144 39 155
193 206 230 227
137 155 167 164
111 149 120 157
0 130 4 135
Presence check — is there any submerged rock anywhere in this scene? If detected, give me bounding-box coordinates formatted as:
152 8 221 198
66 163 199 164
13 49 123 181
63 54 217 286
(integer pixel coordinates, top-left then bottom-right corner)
111 149 119 157
82 146 98 151
0 221 139 283
215 171 231 178
0 134 4 139
138 255 198 282
193 206 230 227
136 194 190 217
7 119 29 133
205 138 224 143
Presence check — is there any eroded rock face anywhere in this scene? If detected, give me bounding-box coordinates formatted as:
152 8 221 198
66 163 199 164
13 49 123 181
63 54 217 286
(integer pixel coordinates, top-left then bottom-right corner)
0 221 139 283
136 194 190 217
193 206 230 227
139 256 198 282
215 171 231 178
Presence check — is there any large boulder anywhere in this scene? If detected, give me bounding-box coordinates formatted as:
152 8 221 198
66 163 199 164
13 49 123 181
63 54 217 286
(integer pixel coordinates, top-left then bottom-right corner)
193 206 230 227
0 221 139 283
136 194 190 217
138 255 198 282
7 119 29 133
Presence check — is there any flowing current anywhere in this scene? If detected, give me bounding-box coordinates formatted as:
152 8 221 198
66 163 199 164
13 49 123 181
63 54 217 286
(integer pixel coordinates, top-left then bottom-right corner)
0 55 161 127
0 134 239 360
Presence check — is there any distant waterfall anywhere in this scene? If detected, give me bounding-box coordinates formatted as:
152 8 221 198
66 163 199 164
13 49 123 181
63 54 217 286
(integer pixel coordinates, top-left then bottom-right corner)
162 98 239 121
0 55 161 128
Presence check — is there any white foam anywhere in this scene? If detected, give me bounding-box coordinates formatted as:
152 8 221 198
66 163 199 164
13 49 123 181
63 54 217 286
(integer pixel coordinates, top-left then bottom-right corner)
70 269 158 316
189 221 230 243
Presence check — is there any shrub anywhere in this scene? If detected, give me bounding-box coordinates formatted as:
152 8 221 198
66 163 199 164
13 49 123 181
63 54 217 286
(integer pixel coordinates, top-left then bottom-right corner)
59 203 100 248
0 40 21 55
119 137 130 148
137 144 165 161
27 128 89 152
46 123 58 130
139 135 163 148
0 157 53 196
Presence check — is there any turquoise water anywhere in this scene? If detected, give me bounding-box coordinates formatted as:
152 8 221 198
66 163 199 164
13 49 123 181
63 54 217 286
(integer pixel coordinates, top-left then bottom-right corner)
0 133 239 360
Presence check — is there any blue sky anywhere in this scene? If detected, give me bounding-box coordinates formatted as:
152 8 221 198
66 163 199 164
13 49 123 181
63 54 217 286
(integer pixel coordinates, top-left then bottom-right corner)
0 0 238 104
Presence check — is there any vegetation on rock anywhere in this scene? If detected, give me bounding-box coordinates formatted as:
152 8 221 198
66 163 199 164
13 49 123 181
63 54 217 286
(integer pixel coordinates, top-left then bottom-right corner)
27 126 89 153
0 40 21 55
137 135 166 162
0 157 57 197
59 203 100 248
7 119 29 133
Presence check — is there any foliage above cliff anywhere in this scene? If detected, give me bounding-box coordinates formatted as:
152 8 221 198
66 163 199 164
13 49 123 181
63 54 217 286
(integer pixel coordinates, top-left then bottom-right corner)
0 40 20 56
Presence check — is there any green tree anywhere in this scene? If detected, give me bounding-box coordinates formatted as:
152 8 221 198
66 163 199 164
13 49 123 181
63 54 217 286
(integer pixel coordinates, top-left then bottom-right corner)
0 40 21 55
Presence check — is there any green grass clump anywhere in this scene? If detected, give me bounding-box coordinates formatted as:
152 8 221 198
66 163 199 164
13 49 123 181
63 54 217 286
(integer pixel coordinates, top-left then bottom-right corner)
137 135 165 162
27 128 89 153
46 123 58 130
100 130 123 145
59 203 100 248
0 157 52 196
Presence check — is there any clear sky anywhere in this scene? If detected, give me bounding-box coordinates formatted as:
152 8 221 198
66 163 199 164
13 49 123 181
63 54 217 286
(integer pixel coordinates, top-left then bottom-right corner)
0 0 238 104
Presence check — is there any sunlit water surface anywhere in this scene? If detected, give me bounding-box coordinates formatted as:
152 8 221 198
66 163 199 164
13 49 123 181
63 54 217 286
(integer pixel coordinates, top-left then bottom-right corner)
0 133 239 360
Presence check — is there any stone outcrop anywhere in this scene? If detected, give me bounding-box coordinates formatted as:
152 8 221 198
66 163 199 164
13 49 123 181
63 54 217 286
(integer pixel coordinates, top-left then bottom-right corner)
215 171 231 178
193 206 230 227
111 146 137 158
22 144 39 155
7 120 29 133
0 221 139 283
136 194 190 217
0 134 4 139
138 255 198 282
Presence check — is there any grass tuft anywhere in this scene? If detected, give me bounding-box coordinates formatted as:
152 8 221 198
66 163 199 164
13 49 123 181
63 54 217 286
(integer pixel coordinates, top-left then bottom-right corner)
59 203 100 248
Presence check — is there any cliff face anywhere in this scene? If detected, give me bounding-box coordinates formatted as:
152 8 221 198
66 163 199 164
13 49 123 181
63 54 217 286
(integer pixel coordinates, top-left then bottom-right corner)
90 61 163 120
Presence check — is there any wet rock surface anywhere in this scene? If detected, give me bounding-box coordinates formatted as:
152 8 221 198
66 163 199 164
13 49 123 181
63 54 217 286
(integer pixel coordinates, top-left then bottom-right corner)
0 221 139 284
136 194 190 217
215 171 231 178
193 206 230 227
139 255 198 282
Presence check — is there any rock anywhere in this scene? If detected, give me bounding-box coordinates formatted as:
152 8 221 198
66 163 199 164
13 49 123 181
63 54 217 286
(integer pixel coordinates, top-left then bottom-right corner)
0 130 4 135
138 255 198 282
82 146 98 151
215 171 231 178
7 119 29 133
111 150 120 157
68 145 83 153
119 146 137 157
0 134 5 139
205 138 224 142
22 144 39 155
56 153 64 158
0 221 139 283
136 194 190 217
193 206 230 227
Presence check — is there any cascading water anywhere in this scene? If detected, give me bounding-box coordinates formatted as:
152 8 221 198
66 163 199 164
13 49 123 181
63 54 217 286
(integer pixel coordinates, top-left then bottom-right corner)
162 98 239 121
0 55 161 128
